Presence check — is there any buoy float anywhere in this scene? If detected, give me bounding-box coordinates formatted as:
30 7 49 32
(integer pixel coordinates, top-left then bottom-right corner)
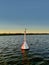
21 28 29 50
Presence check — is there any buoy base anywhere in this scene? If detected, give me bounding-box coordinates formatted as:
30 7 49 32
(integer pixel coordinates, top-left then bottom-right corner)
21 41 29 50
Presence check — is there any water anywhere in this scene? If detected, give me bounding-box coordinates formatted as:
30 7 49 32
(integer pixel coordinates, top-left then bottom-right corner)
0 35 49 65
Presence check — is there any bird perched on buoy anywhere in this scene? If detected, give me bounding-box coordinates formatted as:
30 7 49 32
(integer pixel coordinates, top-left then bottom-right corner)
21 28 29 50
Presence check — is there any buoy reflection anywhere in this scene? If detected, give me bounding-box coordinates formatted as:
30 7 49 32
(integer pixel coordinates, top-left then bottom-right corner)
21 49 30 65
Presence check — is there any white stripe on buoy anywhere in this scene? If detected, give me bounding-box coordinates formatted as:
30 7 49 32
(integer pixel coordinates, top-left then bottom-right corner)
21 28 29 50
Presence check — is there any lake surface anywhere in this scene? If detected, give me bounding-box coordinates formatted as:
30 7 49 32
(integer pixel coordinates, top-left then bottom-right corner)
0 35 49 65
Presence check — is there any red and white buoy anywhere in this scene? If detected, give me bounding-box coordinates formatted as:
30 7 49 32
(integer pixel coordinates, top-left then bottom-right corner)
21 28 29 50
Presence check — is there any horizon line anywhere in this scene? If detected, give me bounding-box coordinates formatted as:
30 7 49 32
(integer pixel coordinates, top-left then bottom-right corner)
0 32 49 34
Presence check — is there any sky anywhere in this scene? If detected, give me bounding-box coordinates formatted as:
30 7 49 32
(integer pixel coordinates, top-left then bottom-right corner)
0 0 49 33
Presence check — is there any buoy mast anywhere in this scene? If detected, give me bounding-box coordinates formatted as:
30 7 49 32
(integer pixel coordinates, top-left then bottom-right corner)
24 28 26 42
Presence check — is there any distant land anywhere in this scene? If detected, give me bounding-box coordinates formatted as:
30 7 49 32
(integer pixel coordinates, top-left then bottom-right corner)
0 33 49 36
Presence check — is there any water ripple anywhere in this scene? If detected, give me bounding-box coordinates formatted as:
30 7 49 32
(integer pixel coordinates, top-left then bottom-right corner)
0 35 49 65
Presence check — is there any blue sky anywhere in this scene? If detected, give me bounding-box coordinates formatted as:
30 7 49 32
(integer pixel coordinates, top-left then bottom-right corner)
0 0 49 33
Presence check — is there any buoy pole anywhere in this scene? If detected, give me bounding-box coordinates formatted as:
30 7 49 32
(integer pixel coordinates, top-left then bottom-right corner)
24 28 26 42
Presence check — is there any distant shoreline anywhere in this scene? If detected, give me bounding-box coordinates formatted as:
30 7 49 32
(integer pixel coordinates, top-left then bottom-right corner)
0 33 49 36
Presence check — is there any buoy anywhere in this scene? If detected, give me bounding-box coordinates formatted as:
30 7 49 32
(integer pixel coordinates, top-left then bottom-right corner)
21 28 29 50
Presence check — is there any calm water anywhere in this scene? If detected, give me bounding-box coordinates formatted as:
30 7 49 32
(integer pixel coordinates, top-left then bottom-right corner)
0 35 49 65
